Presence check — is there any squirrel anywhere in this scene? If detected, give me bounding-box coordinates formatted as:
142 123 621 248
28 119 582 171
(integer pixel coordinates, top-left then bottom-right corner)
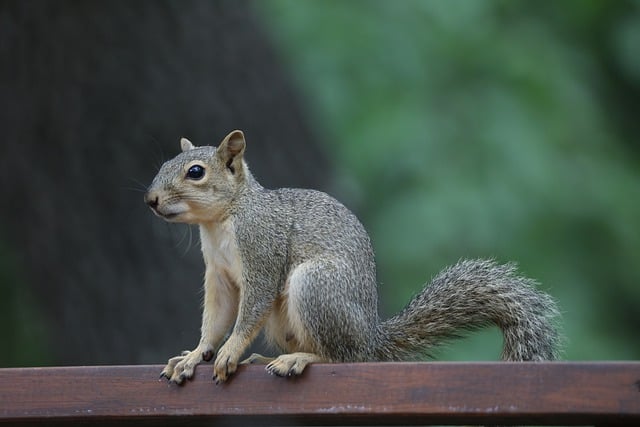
144 130 560 384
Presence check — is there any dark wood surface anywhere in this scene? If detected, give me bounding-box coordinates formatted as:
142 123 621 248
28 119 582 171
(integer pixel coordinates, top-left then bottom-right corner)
1 362 639 425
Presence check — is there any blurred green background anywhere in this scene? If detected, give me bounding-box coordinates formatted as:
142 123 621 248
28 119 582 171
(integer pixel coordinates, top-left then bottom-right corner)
255 0 640 360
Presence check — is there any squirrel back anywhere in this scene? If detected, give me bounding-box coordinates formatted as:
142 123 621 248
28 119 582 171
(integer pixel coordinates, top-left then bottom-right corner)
146 130 560 383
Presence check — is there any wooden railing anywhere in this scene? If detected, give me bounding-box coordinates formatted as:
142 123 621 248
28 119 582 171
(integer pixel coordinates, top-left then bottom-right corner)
1 362 639 425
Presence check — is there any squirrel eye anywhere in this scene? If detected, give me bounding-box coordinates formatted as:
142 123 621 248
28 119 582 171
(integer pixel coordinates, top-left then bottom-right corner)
186 164 205 180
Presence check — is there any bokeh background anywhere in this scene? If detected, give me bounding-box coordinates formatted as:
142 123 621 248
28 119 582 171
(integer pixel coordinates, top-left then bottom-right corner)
1 0 638 367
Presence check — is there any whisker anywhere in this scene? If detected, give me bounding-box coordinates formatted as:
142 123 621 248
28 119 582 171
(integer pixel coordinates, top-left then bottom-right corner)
188 225 195 253
146 132 166 169
121 177 149 193
175 224 197 257
122 186 147 193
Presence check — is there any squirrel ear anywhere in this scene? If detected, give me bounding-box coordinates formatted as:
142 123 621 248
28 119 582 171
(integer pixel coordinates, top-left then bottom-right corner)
180 137 195 152
217 130 246 174
217 130 246 160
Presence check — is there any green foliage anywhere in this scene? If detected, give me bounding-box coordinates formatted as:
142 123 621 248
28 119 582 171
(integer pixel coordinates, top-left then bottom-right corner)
257 0 640 360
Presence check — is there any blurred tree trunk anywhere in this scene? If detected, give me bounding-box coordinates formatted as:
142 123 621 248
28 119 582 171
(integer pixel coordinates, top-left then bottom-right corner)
0 0 327 365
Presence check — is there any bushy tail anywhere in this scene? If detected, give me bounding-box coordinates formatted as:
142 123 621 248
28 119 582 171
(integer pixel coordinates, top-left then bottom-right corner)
374 259 561 361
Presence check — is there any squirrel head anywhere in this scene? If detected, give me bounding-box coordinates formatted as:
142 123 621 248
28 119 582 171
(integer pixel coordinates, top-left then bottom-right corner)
144 130 249 224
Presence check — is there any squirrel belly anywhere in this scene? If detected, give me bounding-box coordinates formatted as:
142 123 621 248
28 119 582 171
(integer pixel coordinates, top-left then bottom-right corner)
146 130 561 383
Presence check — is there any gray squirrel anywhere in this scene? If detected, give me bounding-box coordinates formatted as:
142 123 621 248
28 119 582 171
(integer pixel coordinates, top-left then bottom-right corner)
144 130 560 384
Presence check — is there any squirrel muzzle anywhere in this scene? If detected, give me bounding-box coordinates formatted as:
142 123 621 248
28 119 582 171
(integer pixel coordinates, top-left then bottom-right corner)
144 191 159 210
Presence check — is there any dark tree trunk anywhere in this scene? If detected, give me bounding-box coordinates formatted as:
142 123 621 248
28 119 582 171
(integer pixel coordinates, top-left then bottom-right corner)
0 0 327 365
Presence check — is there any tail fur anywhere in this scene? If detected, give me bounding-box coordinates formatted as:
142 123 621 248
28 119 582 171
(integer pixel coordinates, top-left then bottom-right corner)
374 259 560 361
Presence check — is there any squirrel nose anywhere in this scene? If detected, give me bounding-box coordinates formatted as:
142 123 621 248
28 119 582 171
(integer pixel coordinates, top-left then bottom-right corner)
144 191 159 209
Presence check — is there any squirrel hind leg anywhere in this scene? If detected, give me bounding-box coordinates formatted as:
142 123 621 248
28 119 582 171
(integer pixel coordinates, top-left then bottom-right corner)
265 352 326 377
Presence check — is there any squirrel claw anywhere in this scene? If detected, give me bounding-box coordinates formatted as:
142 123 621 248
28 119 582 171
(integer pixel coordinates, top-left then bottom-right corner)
265 364 287 377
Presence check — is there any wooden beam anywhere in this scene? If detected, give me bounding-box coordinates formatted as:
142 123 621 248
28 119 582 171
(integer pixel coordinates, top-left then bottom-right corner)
1 362 639 425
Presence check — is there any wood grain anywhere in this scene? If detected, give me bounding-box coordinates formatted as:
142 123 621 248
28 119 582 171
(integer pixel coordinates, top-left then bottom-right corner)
1 362 639 425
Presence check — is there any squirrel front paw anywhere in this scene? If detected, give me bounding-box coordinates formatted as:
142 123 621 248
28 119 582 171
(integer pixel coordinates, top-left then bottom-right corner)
160 345 212 384
212 340 241 384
